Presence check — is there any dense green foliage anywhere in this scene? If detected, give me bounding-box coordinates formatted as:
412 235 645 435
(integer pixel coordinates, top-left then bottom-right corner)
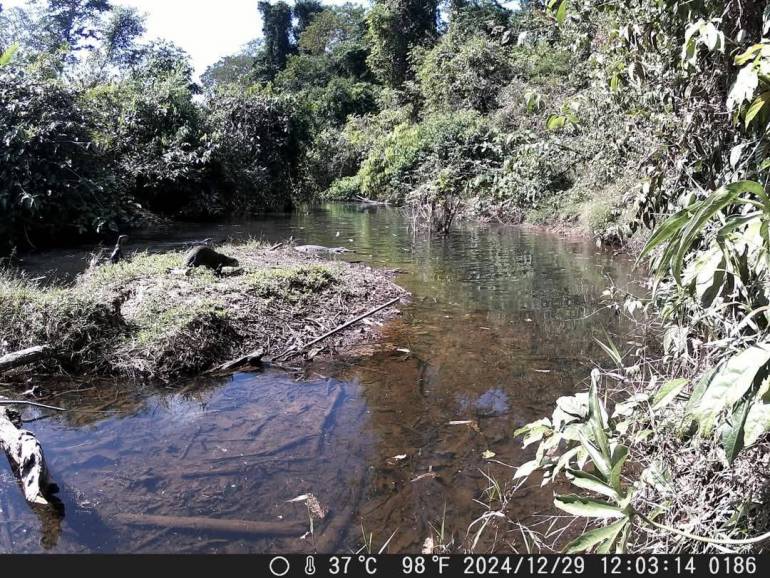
510 0 770 554
7 0 770 553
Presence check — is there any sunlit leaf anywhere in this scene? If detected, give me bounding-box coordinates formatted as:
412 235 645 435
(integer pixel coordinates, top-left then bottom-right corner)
735 44 763 66
689 345 770 436
555 0 569 25
546 114 567 131
609 445 628 492
672 181 766 282
554 494 625 519
745 91 770 128
744 401 770 447
728 66 759 110
638 208 690 263
567 468 619 500
652 378 688 411
579 430 612 480
513 459 540 480
722 398 751 464
0 43 18 67
564 519 628 554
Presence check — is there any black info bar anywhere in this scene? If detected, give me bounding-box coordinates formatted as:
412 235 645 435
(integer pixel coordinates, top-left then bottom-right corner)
0 554 764 577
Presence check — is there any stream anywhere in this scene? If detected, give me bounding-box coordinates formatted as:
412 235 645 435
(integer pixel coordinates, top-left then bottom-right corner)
0 203 643 553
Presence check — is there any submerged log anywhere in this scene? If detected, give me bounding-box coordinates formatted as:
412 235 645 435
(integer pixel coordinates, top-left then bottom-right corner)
0 345 50 374
115 513 306 537
0 408 51 505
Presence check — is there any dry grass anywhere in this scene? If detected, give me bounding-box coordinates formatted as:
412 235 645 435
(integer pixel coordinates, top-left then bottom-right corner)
0 240 407 381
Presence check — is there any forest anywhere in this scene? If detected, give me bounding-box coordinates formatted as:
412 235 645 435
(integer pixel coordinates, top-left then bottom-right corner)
4 0 770 556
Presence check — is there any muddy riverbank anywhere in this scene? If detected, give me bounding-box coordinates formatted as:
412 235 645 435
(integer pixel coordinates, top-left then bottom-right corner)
0 239 407 382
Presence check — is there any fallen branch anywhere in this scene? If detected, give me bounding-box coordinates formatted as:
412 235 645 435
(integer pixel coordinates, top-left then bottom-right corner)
0 400 65 412
0 408 52 505
275 295 404 361
0 346 50 374
206 348 265 375
115 513 306 537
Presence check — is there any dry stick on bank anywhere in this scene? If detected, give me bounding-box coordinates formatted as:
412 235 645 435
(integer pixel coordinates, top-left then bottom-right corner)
0 407 52 505
275 295 404 362
0 346 51 374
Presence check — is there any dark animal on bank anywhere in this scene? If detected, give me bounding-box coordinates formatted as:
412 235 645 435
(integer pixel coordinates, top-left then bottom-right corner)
184 246 239 274
110 235 128 264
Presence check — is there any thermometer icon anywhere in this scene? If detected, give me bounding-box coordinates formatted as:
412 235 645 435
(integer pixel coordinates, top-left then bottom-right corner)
305 556 316 575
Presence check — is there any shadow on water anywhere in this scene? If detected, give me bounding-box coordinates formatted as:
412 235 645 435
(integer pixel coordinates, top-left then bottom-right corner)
2 204 643 553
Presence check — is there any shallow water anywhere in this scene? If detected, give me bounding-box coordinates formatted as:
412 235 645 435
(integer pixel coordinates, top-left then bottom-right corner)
2 204 643 553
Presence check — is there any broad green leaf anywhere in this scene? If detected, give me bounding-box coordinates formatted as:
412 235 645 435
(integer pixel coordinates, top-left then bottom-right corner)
555 0 569 25
609 445 628 492
610 73 620 93
722 398 751 464
554 494 625 519
564 519 628 554
691 249 725 308
0 42 18 67
746 92 770 128
717 213 762 240
595 337 622 367
735 44 763 66
567 468 619 500
728 66 759 110
652 378 689 411
612 393 649 418
513 459 541 480
672 181 765 282
764 6 770 35
553 393 589 428
554 445 582 476
546 114 567 131
638 208 690 262
743 401 770 447
514 417 551 439
579 430 612 480
689 345 770 436
588 373 610 457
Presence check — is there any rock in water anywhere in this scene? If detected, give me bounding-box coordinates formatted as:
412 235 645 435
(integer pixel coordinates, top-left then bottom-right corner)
184 246 239 272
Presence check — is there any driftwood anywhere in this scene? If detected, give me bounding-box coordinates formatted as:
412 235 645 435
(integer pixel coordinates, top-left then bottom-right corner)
115 513 306 537
0 408 51 505
206 348 264 375
276 295 404 361
0 345 50 374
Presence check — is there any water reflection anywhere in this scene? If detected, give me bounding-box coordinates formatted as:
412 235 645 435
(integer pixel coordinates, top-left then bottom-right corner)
3 205 642 552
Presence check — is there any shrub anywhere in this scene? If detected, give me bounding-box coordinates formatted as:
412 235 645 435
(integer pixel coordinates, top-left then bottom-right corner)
203 89 301 213
416 30 513 113
356 110 501 202
0 66 123 249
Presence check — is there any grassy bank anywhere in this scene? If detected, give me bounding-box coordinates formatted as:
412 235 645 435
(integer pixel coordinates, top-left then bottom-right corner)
0 241 406 381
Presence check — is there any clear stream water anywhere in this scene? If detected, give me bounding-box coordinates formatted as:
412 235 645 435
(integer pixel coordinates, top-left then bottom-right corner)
1 204 642 553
